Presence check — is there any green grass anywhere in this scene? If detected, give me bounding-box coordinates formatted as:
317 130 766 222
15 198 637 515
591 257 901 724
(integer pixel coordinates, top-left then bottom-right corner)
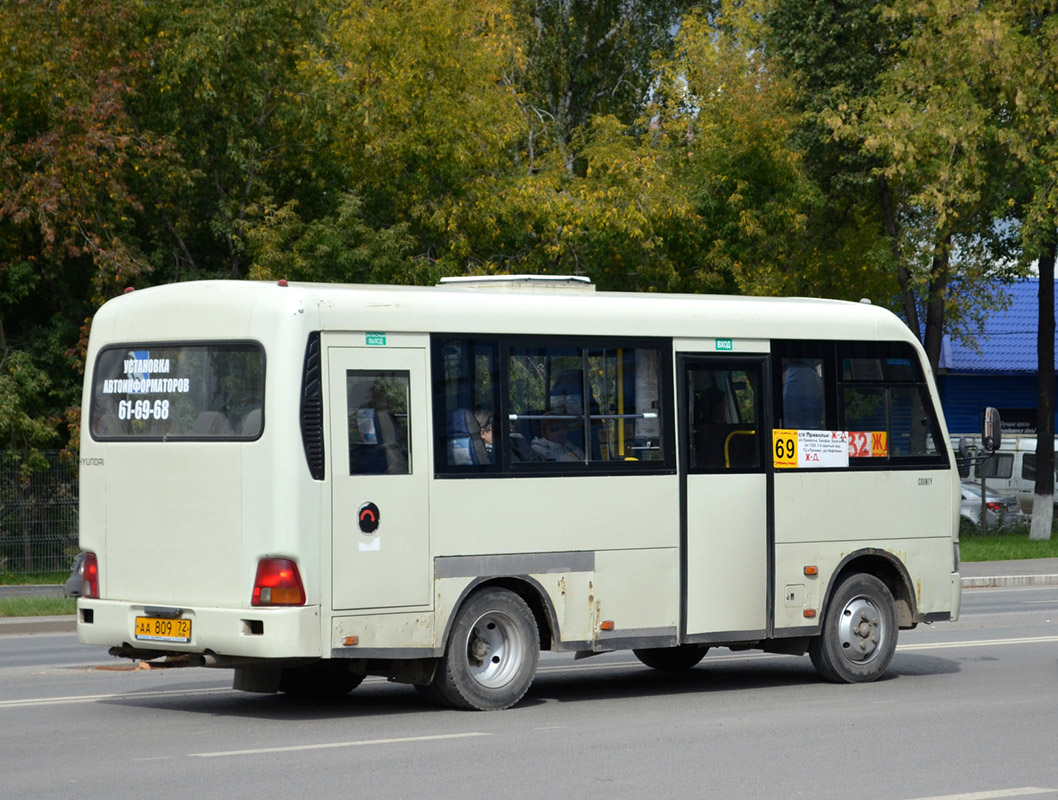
960 521 1058 561
0 571 67 586
0 596 77 618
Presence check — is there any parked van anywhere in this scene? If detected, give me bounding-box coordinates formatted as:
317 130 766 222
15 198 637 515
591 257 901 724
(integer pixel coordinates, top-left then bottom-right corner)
953 434 1058 513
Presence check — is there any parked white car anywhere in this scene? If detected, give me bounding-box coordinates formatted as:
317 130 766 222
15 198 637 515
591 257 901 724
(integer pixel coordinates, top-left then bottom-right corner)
62 551 85 598
960 482 1026 530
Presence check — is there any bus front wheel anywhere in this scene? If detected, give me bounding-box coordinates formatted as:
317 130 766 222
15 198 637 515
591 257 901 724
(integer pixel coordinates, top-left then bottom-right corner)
809 573 897 683
433 587 540 711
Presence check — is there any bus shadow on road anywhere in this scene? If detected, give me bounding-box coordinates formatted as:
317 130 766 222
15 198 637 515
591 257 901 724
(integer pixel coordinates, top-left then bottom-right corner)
519 651 960 708
96 652 959 720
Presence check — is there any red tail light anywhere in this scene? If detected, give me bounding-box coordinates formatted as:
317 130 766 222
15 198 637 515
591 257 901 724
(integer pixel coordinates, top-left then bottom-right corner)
986 502 1004 512
83 552 99 599
252 558 306 606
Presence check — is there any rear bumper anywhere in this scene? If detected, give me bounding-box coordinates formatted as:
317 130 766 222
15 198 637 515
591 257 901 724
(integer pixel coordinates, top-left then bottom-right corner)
77 599 323 660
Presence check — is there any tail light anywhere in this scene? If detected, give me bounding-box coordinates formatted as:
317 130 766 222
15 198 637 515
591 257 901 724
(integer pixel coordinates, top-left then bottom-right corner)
252 558 306 606
83 553 100 599
985 502 1004 512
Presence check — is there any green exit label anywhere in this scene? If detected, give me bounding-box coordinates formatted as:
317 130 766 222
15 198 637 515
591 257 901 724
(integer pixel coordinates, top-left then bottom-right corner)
715 338 733 351
365 332 387 346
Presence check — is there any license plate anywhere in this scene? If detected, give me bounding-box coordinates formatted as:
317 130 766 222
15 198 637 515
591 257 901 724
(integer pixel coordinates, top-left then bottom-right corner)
134 616 192 643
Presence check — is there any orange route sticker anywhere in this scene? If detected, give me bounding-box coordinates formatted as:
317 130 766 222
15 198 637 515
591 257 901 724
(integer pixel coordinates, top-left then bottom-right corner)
849 431 888 458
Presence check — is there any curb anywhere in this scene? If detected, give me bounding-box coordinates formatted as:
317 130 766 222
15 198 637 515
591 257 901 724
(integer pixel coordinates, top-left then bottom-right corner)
0 615 77 635
962 574 1058 588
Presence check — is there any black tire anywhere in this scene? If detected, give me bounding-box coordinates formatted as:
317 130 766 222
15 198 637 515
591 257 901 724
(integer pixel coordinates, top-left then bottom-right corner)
279 661 365 697
809 573 897 684
432 588 539 711
633 644 709 671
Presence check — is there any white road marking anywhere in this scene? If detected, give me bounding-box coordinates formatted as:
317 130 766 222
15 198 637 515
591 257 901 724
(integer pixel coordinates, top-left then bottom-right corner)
189 732 489 758
0 687 230 709
905 788 1057 800
897 636 1058 651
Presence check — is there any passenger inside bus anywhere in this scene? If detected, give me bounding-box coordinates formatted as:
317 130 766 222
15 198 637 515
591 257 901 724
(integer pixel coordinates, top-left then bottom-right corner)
474 409 494 462
447 408 491 465
782 358 825 429
531 412 585 462
547 370 599 460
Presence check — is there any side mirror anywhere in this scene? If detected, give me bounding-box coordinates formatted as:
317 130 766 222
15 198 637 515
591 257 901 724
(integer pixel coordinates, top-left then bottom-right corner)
981 406 1002 452
957 437 971 479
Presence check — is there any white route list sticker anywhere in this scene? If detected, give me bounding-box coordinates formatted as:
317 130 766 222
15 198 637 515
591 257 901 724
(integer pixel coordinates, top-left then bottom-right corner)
773 429 850 469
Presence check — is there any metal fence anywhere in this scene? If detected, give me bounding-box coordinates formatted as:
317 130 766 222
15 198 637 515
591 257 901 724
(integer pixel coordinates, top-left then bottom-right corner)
0 451 79 575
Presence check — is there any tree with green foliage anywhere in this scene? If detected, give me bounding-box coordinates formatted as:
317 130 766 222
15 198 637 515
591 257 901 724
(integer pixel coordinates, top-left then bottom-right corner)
511 0 689 173
2 0 1053 471
982 0 1058 541
129 0 338 279
245 0 529 282
1 0 339 455
840 0 1055 537
767 0 1024 372
863 1 1053 537
0 0 166 462
644 2 895 301
0 349 59 472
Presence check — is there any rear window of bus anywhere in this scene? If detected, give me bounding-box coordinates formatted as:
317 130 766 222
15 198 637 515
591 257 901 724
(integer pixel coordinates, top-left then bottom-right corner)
89 343 265 440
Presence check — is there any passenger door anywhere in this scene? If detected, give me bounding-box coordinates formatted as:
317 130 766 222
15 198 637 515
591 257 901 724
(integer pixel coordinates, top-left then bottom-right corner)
328 343 430 610
679 355 769 639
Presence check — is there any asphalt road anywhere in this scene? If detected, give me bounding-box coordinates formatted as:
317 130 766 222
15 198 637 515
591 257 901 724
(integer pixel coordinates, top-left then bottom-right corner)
2 586 1057 800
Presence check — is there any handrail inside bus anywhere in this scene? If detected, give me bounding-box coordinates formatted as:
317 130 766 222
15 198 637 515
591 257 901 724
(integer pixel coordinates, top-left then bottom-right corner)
724 429 756 469
508 412 659 421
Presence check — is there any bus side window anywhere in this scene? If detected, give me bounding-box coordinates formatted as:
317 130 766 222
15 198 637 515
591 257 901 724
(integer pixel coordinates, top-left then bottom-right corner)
433 338 499 471
346 370 411 475
837 344 946 463
687 366 761 471
432 335 671 474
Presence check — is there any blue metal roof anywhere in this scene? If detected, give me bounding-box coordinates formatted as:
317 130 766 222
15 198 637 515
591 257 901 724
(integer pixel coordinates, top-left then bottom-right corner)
940 278 1056 374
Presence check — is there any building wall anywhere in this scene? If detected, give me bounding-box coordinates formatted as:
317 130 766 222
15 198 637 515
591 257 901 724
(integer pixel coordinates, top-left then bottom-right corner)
938 373 1058 436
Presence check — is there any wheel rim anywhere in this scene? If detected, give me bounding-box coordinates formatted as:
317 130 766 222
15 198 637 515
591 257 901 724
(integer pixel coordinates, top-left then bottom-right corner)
836 594 887 664
464 610 525 689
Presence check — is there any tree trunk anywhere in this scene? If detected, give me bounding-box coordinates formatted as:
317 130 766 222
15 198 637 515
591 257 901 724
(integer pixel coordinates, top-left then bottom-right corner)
1030 236 1055 541
879 178 922 343
921 236 952 375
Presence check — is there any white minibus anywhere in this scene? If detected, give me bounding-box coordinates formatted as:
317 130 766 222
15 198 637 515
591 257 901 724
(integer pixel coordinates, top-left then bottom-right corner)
78 278 962 709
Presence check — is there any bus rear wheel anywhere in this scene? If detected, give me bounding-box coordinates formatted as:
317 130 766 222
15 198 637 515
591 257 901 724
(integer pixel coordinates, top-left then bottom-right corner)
633 644 709 671
433 587 539 711
809 573 897 683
